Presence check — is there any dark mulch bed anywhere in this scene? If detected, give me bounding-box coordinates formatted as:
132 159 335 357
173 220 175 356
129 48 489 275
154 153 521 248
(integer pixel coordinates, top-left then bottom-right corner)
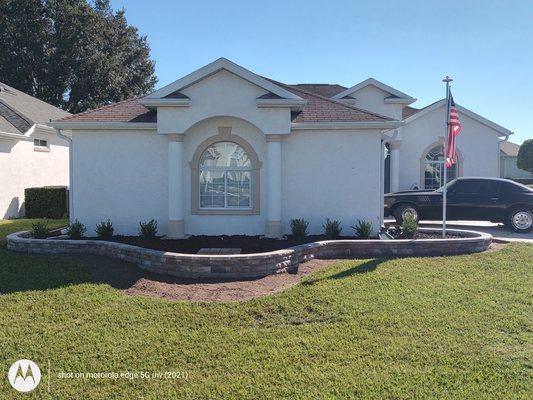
76 231 464 255
95 235 372 255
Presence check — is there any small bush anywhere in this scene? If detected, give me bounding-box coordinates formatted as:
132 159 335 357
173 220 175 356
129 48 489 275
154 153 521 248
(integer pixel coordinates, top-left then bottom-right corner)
139 219 158 238
96 219 114 239
31 220 50 239
290 218 309 240
25 186 68 218
323 219 342 239
401 214 419 238
352 219 373 239
68 219 86 239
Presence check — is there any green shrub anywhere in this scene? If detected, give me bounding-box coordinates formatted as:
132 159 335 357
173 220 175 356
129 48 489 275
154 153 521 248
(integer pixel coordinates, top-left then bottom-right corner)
323 219 342 239
139 219 158 238
290 218 309 240
96 219 114 239
517 139 533 173
24 186 68 218
31 220 50 239
352 219 373 239
67 219 86 239
401 214 419 238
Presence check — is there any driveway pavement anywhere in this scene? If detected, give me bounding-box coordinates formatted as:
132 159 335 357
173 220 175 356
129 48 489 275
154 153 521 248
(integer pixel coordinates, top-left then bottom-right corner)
384 218 533 243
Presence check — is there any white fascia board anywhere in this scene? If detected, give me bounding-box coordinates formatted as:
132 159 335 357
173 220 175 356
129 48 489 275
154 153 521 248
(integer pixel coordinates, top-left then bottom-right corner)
0 131 28 141
333 78 415 102
456 104 512 136
256 98 308 110
49 121 157 131
384 97 416 104
291 121 404 131
143 58 302 101
25 123 58 137
404 99 512 136
138 98 190 107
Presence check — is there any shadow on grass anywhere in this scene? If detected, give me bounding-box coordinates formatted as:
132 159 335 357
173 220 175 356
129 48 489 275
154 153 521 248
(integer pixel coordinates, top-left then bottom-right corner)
0 250 267 295
302 258 386 286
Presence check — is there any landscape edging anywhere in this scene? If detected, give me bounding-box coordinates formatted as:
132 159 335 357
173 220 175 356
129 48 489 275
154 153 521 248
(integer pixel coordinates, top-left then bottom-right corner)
6 228 492 279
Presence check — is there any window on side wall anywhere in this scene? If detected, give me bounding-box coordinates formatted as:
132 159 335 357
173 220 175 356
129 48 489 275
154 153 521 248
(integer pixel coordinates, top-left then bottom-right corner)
33 138 49 151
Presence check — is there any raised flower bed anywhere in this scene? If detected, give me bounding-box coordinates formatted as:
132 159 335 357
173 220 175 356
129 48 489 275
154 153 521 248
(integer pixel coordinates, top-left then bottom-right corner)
6 228 492 279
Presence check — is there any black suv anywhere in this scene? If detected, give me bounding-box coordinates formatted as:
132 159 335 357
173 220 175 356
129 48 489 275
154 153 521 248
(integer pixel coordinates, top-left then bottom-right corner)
384 177 533 232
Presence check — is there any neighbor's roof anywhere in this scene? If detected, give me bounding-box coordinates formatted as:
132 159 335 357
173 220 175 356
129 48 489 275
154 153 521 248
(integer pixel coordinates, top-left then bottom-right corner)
500 141 520 156
0 82 70 134
57 81 394 124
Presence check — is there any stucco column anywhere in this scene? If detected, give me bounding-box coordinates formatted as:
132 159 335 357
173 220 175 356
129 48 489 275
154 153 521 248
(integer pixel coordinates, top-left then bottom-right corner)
390 140 401 192
265 135 283 238
168 134 185 238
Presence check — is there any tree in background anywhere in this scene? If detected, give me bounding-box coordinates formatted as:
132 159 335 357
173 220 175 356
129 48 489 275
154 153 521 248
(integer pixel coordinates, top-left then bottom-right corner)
517 139 533 173
0 0 157 113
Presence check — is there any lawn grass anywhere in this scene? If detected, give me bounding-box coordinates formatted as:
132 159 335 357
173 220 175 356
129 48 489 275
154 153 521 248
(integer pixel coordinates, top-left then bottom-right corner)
0 218 67 246
0 219 532 399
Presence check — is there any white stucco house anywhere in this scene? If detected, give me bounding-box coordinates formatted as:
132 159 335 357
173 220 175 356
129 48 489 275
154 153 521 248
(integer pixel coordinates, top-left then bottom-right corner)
0 82 70 218
51 58 515 238
500 141 532 179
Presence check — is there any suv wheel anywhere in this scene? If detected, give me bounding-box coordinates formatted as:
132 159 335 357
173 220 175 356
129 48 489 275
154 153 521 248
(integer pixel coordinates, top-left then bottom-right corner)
394 205 419 224
506 208 533 233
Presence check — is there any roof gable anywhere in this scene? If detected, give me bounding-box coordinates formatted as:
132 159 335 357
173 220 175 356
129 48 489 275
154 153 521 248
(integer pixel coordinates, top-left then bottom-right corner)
403 99 512 137
142 58 302 102
332 78 415 104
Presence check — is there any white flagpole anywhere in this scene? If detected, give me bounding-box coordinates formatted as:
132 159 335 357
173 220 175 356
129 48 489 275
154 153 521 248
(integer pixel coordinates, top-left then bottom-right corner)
442 76 452 238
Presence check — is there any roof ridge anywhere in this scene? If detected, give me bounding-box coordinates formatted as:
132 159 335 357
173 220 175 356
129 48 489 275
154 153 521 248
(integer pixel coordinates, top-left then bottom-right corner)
270 79 394 121
290 83 347 87
58 96 144 121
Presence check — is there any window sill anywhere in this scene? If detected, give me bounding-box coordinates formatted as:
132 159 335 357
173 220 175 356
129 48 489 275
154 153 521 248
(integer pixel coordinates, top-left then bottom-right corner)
193 208 257 216
34 146 50 153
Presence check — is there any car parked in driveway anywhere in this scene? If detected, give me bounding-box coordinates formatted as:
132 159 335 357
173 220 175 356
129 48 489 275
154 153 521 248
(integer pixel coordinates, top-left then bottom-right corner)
384 177 533 232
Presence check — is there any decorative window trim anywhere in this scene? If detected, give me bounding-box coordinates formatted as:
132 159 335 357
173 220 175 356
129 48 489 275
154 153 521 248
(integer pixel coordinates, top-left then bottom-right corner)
190 127 261 215
419 139 463 189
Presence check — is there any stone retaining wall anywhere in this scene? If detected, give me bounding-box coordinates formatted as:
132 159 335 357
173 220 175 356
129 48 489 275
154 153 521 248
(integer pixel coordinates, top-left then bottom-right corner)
6 229 492 279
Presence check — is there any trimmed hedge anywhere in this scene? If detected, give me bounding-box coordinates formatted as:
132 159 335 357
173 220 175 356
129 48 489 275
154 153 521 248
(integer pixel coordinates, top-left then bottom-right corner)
24 186 68 218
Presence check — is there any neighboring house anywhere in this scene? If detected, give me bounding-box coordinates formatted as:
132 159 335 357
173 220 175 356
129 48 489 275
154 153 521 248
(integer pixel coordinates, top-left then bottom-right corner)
50 58 514 237
0 82 70 218
500 141 533 179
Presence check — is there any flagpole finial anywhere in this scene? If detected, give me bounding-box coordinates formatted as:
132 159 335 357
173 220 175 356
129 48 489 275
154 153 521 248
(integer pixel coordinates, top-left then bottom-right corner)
443 76 453 83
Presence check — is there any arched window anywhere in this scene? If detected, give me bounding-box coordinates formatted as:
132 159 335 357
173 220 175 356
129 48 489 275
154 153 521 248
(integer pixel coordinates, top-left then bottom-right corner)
423 145 457 189
199 142 252 209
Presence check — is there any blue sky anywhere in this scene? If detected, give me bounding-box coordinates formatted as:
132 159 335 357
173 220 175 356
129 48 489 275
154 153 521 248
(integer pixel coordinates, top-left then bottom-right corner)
111 0 532 144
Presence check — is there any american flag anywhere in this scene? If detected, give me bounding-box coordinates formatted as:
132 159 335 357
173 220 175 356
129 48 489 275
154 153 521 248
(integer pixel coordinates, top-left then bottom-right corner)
445 94 462 168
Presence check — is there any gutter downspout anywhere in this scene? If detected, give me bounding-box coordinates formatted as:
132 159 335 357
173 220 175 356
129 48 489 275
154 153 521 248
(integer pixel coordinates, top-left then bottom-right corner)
57 128 73 222
498 133 511 178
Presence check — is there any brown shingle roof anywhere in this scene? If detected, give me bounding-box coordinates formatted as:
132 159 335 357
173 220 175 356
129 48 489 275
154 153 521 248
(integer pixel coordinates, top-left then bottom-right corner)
288 84 347 98
57 97 155 123
58 80 394 124
274 81 393 122
500 141 520 157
